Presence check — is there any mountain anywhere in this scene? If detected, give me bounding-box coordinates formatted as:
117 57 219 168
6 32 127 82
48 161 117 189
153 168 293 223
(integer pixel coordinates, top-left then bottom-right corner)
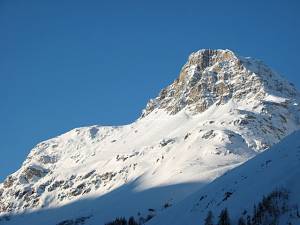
0 49 299 225
147 130 300 225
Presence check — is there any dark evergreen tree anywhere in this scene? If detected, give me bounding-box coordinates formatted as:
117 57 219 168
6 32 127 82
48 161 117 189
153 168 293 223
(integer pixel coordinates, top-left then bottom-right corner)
105 217 127 225
128 216 138 225
238 217 246 225
204 210 214 225
257 202 263 224
246 215 251 225
252 204 258 225
217 208 230 225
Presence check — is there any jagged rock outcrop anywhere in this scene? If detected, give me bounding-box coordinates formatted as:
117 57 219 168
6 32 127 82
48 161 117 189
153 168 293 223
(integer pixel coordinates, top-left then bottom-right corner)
142 49 298 116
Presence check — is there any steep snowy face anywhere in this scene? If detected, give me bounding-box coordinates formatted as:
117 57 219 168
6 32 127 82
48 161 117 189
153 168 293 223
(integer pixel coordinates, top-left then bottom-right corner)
0 49 299 224
148 130 300 225
142 49 298 116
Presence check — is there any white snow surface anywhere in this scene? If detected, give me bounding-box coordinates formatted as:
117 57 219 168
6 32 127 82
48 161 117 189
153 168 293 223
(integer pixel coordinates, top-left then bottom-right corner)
148 130 300 225
0 49 299 225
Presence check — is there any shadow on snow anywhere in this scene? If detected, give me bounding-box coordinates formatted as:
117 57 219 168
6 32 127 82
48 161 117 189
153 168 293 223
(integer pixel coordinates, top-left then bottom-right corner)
0 177 203 225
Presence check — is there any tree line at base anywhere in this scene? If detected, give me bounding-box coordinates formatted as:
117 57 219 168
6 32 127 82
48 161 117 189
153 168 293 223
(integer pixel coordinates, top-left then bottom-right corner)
104 188 298 225
204 188 298 225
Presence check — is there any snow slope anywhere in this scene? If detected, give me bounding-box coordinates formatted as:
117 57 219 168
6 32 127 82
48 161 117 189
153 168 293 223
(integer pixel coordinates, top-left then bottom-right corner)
148 130 300 225
0 49 299 225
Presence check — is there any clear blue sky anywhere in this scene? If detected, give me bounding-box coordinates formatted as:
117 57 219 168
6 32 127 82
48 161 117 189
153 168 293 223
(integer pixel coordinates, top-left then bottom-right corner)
0 0 299 181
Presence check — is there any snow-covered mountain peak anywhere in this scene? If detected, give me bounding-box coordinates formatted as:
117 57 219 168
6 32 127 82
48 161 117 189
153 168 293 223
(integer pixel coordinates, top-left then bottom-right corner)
0 50 300 225
142 49 299 117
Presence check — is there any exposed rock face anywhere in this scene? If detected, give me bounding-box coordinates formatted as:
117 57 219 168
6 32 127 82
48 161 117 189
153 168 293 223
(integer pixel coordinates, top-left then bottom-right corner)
142 49 298 116
21 165 49 183
3 176 15 189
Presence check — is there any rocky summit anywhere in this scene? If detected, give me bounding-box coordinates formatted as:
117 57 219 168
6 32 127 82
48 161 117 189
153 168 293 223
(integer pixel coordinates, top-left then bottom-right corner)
142 49 298 116
0 49 299 225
